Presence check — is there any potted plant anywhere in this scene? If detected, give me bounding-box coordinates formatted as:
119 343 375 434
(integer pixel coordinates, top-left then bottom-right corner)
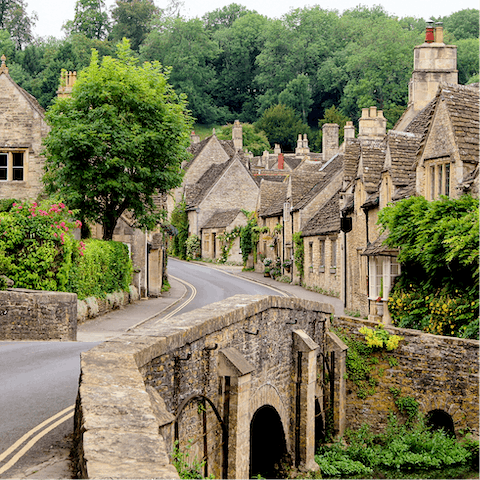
282 259 292 272
264 267 271 277
263 257 272 276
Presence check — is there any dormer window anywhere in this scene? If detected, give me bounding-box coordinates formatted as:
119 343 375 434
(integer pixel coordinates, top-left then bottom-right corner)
426 157 451 199
0 151 25 181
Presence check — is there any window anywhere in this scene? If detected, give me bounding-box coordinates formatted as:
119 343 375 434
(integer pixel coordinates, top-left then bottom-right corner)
0 151 25 181
426 158 451 200
319 239 325 272
331 239 337 268
369 256 401 300
308 242 313 267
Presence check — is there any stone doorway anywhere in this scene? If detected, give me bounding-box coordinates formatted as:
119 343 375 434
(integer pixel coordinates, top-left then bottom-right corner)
250 405 287 478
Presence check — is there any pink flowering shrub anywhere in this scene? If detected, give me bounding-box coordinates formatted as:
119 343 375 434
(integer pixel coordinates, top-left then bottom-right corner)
0 200 132 297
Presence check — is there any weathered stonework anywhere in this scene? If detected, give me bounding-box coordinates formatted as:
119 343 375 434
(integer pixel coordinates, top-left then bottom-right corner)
74 295 333 479
332 316 479 437
0 288 77 341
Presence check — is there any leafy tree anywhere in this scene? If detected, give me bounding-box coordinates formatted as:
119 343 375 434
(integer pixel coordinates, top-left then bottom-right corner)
456 38 479 85
110 0 158 51
63 0 110 40
379 195 479 339
170 199 189 259
254 104 309 151
141 17 229 124
278 73 313 124
316 105 351 150
0 0 37 49
442 8 479 40
212 12 270 122
216 123 270 156
202 3 255 32
43 40 193 241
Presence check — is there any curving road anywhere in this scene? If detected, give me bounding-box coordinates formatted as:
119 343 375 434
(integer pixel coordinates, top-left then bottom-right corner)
0 259 288 477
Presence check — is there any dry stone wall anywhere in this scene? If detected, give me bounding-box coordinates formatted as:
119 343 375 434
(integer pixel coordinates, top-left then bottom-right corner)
0 288 77 341
332 316 479 437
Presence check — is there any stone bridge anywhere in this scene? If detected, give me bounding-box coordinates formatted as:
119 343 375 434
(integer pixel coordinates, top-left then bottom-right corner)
74 295 479 479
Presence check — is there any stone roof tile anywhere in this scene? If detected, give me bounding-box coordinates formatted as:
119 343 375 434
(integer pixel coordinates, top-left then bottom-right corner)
301 190 341 237
202 209 242 229
258 180 288 218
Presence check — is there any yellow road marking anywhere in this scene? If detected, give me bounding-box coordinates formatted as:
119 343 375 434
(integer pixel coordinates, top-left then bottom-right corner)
0 406 74 475
155 275 197 323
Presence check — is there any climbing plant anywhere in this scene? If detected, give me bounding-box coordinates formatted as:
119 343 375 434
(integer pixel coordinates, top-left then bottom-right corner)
185 234 201 260
292 231 304 280
170 199 189 260
217 226 241 263
378 195 479 339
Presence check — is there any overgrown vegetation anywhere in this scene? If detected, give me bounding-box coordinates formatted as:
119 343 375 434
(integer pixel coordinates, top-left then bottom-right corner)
185 234 201 260
293 231 304 280
170 200 189 260
0 199 133 298
378 195 479 339
315 414 479 478
334 325 403 399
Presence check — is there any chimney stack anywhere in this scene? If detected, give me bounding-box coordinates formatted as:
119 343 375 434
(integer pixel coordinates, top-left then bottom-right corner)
344 121 355 140
190 131 200 144
57 70 77 98
232 119 243 151
278 153 284 170
322 123 339 162
358 107 386 140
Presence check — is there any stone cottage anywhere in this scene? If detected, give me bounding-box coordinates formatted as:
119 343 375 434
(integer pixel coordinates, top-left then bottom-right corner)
0 55 49 201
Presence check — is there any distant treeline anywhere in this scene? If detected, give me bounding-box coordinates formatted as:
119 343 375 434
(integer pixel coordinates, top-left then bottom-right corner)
3 1 479 134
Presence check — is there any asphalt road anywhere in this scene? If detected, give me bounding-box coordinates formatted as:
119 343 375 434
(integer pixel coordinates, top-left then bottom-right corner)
166 258 288 315
0 260 286 477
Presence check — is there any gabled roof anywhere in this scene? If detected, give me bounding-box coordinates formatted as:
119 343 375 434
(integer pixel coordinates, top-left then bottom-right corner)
359 140 386 194
415 83 479 165
343 138 361 183
403 100 436 135
284 156 303 171
293 154 344 211
184 135 236 171
0 69 45 118
185 162 229 208
295 160 323 174
253 174 287 183
301 190 341 237
258 180 288 218
202 209 242 229
290 172 324 207
386 130 421 187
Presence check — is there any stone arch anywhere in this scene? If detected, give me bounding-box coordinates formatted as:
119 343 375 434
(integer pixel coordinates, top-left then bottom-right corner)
250 405 288 479
418 396 467 435
249 383 289 449
427 409 456 437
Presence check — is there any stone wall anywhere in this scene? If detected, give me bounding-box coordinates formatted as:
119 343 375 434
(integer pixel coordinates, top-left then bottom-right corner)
332 316 479 437
0 73 49 201
74 295 332 479
0 288 77 341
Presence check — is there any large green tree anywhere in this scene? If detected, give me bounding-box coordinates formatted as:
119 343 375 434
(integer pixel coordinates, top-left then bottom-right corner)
110 0 158 51
254 104 310 151
43 40 193 240
0 0 36 48
63 0 110 40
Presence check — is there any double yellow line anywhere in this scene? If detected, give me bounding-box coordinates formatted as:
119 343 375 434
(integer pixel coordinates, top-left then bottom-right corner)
0 405 74 475
153 275 197 324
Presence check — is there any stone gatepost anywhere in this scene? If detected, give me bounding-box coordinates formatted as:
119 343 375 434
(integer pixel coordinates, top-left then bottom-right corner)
218 347 255 479
293 330 319 472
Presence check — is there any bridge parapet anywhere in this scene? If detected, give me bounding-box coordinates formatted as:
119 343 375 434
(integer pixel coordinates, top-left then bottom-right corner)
74 295 334 479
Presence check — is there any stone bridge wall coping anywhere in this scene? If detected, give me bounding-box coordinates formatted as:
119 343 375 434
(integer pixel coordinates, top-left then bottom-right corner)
74 295 333 479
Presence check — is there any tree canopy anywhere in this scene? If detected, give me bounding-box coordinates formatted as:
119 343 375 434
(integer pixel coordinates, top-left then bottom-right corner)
43 40 193 240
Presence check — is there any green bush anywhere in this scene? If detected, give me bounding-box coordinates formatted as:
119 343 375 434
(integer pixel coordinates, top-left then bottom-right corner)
0 200 133 299
316 414 479 477
0 200 81 291
66 239 133 300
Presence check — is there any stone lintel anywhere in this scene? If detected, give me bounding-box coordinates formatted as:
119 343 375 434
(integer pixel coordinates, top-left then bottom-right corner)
218 347 255 377
293 329 319 352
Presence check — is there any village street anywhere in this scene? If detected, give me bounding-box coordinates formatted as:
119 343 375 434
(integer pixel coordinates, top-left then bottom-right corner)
0 259 343 479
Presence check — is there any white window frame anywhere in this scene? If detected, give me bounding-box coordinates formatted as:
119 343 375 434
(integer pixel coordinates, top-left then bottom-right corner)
368 256 401 300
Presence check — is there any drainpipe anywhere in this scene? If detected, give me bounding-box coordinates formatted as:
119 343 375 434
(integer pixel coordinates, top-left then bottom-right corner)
340 216 352 309
290 207 294 283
